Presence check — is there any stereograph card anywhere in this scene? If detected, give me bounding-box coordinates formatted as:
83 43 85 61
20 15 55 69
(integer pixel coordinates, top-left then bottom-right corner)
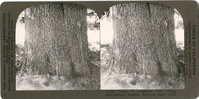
0 1 198 99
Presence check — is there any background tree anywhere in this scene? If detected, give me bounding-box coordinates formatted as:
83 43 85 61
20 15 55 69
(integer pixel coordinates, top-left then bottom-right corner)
21 3 91 78
109 3 179 79
87 8 100 30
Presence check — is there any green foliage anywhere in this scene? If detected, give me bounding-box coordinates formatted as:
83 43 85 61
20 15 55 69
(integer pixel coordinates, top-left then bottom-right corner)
87 8 100 30
102 8 110 17
88 49 100 62
101 44 112 54
19 17 25 23
87 21 100 30
100 43 113 73
16 44 25 73
176 47 185 75
176 20 184 29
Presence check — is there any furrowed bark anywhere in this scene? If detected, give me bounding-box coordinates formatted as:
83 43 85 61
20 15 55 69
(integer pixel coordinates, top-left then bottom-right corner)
23 3 91 78
110 3 178 78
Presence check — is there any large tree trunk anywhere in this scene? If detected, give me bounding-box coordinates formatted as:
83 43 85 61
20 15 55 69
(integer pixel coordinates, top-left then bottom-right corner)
109 3 178 78
22 3 90 78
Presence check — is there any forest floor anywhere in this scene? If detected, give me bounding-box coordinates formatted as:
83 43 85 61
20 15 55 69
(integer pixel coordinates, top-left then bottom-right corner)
16 29 100 90
16 66 100 90
100 43 185 89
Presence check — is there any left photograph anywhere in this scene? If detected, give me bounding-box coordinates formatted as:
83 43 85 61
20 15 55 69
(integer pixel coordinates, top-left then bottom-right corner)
15 3 100 90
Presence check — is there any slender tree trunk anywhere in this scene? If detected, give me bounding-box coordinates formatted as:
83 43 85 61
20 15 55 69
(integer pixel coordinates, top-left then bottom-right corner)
22 3 90 78
109 3 178 78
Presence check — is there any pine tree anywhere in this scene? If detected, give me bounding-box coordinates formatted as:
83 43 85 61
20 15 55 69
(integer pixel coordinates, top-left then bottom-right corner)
22 3 91 78
109 3 179 78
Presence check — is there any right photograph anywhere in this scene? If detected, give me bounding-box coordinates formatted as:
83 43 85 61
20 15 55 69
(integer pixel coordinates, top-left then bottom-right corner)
100 3 184 89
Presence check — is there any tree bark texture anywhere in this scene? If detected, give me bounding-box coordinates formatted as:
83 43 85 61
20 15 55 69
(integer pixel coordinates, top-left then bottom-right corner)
109 3 178 78
23 3 90 78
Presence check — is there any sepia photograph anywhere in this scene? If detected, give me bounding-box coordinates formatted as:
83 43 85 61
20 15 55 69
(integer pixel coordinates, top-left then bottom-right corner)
15 3 100 90
0 1 198 99
100 3 185 89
